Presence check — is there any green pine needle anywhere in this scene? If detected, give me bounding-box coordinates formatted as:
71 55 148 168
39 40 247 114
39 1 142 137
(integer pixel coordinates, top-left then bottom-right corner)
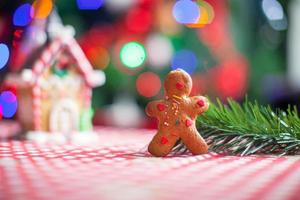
174 99 300 156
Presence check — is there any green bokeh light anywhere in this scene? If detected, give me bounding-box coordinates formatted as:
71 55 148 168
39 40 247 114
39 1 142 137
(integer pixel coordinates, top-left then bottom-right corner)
120 42 146 68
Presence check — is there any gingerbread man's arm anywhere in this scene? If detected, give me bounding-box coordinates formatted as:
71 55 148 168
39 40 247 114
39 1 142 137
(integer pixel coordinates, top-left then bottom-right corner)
188 96 209 118
145 100 166 118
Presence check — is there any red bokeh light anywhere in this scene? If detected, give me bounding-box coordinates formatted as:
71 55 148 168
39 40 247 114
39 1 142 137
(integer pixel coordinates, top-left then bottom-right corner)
85 46 110 69
191 73 206 96
136 72 161 97
126 8 152 34
212 58 248 100
1 84 17 96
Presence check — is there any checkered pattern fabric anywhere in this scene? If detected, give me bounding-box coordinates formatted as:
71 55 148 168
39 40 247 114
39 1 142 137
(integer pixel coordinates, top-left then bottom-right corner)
0 121 21 139
1 127 300 200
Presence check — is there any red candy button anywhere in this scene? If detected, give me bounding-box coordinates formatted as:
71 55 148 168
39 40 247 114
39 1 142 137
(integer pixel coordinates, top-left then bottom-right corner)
197 99 205 107
185 119 193 127
176 82 184 90
157 103 165 111
161 136 168 144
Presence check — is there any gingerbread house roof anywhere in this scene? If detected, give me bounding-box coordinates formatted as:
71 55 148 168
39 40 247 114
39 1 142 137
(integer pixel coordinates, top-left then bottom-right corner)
6 24 105 88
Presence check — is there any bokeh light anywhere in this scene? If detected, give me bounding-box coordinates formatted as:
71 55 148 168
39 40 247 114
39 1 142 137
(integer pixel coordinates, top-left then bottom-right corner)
262 0 284 21
31 0 53 19
191 74 206 96
146 34 174 69
172 0 200 24
187 0 215 28
2 85 17 96
88 47 110 70
171 49 199 74
262 0 287 31
156 0 181 36
77 0 104 10
0 91 18 118
105 0 138 12
0 43 9 70
126 8 152 34
120 42 146 68
136 72 161 97
13 3 33 27
107 96 142 127
213 59 248 100
26 26 47 47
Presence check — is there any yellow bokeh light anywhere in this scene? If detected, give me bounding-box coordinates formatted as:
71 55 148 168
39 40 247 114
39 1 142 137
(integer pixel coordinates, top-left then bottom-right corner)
32 0 53 19
186 0 215 28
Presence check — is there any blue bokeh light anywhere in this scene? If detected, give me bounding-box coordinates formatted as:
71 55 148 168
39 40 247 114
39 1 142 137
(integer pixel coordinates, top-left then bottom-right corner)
0 44 9 70
77 0 104 10
0 91 18 118
13 3 32 26
171 49 199 74
172 0 200 24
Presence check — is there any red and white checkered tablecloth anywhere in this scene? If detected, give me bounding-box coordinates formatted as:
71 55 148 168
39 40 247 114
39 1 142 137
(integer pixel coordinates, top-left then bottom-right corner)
1 127 300 200
0 121 21 139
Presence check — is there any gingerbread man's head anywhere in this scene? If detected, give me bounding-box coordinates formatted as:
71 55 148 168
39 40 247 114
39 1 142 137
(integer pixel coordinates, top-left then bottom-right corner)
164 69 192 98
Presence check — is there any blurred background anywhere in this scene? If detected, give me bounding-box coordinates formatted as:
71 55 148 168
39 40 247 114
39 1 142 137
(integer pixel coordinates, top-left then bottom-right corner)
0 0 298 129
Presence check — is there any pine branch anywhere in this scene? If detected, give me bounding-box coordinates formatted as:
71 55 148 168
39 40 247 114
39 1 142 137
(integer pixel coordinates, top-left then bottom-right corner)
174 99 300 156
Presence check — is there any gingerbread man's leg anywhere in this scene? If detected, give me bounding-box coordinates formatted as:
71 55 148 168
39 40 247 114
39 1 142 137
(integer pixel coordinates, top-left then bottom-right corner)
180 128 208 155
148 130 180 157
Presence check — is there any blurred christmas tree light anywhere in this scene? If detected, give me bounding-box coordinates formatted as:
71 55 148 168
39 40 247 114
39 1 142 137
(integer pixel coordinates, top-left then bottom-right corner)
136 72 161 97
172 0 200 24
31 0 53 19
191 73 206 95
146 34 173 69
87 47 110 70
262 0 287 31
105 0 137 12
156 0 181 35
13 3 33 26
171 49 199 74
213 59 248 100
0 44 9 70
120 42 146 68
77 0 104 10
186 0 214 28
0 91 18 118
262 0 284 21
126 8 152 34
106 95 143 127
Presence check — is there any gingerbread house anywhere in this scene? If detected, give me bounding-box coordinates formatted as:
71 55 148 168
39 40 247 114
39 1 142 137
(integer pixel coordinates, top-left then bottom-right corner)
5 25 105 134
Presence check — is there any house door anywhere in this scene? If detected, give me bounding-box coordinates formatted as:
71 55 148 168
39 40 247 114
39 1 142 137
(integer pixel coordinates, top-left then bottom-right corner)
49 99 80 133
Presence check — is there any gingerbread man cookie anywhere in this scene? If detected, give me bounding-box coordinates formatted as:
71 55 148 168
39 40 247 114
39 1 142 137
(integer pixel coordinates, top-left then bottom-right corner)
146 69 209 157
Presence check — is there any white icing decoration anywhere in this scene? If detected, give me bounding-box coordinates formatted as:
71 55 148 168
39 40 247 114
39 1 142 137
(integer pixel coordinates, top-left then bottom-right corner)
48 24 75 43
41 73 83 99
49 98 80 133
88 70 106 87
21 69 34 82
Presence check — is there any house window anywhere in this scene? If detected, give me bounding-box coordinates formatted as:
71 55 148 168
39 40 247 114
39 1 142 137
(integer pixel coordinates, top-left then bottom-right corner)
51 62 69 78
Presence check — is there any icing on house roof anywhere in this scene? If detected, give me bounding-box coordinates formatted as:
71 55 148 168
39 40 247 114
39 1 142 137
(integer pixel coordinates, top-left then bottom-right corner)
29 24 105 88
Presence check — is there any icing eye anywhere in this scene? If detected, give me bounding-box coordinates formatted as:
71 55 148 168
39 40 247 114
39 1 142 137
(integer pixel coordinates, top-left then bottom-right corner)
176 82 184 90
